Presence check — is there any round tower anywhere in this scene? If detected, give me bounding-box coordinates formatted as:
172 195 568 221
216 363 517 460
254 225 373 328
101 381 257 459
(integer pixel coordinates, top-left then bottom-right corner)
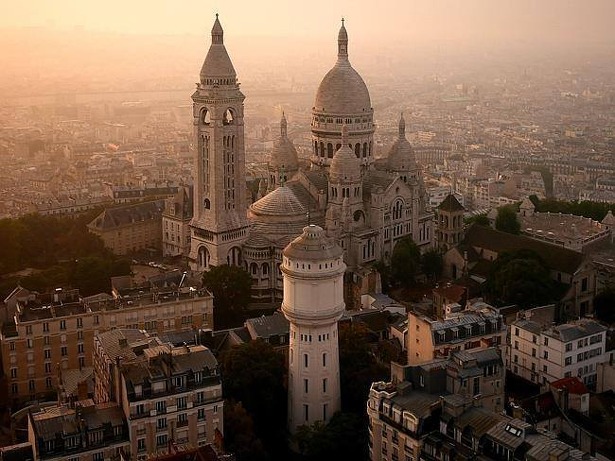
281 225 346 434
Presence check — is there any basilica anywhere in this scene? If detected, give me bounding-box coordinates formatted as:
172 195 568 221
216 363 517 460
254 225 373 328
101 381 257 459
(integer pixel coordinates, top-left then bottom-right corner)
189 16 434 301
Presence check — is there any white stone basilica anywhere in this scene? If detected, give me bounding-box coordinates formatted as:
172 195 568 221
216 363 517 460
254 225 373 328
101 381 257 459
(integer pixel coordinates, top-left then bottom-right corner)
190 16 434 302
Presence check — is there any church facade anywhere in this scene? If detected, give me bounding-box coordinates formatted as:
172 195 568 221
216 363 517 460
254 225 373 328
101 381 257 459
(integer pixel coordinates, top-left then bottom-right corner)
190 17 434 302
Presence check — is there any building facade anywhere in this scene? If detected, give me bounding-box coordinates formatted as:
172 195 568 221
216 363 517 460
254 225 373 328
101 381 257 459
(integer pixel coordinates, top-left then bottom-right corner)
93 330 224 460
508 318 607 390
0 284 213 405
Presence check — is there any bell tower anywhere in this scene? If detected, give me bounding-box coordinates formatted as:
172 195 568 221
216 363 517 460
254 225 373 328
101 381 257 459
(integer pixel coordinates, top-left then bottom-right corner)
190 15 249 270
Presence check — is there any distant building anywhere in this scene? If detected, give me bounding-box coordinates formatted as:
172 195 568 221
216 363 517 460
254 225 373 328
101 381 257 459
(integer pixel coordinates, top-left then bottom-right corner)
407 301 505 366
88 199 165 255
434 194 465 252
508 318 607 390
162 185 193 258
0 282 212 405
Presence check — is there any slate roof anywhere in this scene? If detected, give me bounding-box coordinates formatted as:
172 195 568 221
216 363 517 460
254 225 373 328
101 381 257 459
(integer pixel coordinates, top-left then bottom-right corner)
88 199 165 231
438 194 465 212
246 312 289 339
543 319 607 343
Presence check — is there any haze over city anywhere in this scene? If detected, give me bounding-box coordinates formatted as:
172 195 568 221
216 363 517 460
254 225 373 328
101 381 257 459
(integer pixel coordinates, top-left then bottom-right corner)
0 2 615 461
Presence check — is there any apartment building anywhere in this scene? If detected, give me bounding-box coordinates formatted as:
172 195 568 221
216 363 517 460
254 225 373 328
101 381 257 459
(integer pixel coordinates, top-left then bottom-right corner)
0 284 213 405
407 302 505 366
508 318 607 390
28 401 129 461
87 199 165 255
94 329 223 460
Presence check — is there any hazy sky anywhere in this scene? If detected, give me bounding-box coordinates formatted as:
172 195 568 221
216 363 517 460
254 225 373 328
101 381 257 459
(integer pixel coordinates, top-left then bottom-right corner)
2 0 615 45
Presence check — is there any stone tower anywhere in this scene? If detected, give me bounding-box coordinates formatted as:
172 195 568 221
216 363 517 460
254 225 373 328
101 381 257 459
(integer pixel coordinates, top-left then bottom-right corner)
281 225 345 434
190 15 249 270
435 194 465 252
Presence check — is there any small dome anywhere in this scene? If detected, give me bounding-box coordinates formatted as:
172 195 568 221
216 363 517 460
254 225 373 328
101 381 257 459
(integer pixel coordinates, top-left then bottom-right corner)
330 126 360 181
313 21 371 115
283 225 343 261
387 114 417 171
251 185 306 216
200 15 237 84
271 114 299 171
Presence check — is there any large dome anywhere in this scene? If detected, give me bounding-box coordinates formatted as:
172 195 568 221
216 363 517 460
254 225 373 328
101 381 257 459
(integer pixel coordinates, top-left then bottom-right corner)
330 125 360 182
387 114 417 171
271 114 299 171
313 21 371 115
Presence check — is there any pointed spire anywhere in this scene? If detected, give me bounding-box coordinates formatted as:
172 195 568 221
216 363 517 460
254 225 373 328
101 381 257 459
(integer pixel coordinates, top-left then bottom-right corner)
338 18 348 59
212 13 223 44
399 112 406 138
341 123 348 146
280 111 287 138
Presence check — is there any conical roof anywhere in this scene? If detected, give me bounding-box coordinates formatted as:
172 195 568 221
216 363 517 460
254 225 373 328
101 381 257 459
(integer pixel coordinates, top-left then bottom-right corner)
200 15 237 84
438 194 465 212
283 225 343 261
250 185 306 216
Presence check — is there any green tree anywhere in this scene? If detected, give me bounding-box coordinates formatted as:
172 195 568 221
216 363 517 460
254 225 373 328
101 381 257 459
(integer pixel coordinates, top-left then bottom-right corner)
219 340 288 460
339 322 389 415
484 249 561 308
464 214 490 227
495 205 521 235
373 260 392 293
202 264 252 329
390 237 421 288
294 412 367 461
421 249 443 281
594 288 615 324
223 401 269 461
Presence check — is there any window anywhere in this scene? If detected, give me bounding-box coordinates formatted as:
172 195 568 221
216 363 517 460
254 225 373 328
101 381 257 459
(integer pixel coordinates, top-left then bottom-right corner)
304 354 308 368
136 404 145 415
26 338 33 349
60 320 66 330
177 396 187 410
61 346 68 357
46 377 52 389
514 341 519 350
322 353 327 367
565 356 572 366
156 418 167 430
156 434 168 447
44 336 50 345
304 404 309 422
26 325 32 335
77 318 83 328
198 408 206 421
10 368 17 379
79 357 85 369
138 439 146 452
28 380 35 391
566 343 573 352
177 413 188 426
93 452 104 461
156 401 166 414
77 331 83 340
9 342 14 351
78 343 85 354
304 379 309 394
323 378 327 393
544 337 549 346
44 349 51 359
323 403 328 421
532 348 536 357
543 351 549 359
43 322 49 332
45 363 52 373
543 365 548 373
473 377 480 396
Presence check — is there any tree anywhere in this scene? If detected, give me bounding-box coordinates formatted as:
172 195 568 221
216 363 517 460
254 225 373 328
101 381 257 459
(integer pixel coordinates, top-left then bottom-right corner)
484 249 562 308
594 288 615 324
421 249 443 281
373 260 392 293
464 214 490 227
495 205 521 235
202 264 252 329
338 322 389 415
223 401 269 461
294 412 367 461
219 340 288 460
390 237 421 288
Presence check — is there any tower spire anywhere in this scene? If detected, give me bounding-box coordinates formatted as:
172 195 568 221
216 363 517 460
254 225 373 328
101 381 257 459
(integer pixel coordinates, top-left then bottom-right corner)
211 13 223 44
399 112 406 137
341 123 348 146
280 111 287 137
338 18 348 59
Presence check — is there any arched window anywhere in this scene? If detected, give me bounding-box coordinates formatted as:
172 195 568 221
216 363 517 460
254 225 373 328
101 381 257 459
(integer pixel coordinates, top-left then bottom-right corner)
223 108 234 125
322 352 327 367
204 198 210 209
250 263 258 275
335 143 341 151
327 143 333 158
363 142 367 157
355 143 361 158
320 142 325 157
201 108 211 125
262 263 269 276
314 141 318 155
